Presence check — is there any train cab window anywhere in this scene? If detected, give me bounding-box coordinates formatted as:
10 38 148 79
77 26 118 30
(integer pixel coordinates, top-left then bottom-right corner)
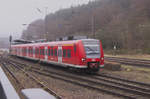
67 49 71 58
63 49 66 57
54 49 57 56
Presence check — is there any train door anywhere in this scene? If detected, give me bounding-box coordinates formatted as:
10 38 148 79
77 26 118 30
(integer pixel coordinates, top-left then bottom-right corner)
36 47 40 59
26 47 27 56
45 46 48 61
58 46 62 63
17 47 19 56
33 46 35 58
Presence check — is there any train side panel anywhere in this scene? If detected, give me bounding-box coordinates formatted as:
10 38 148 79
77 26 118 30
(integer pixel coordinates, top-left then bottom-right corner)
76 41 86 66
100 41 104 67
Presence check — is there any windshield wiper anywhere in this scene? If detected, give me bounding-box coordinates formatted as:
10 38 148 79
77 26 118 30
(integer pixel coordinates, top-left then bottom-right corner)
85 46 97 53
87 52 99 54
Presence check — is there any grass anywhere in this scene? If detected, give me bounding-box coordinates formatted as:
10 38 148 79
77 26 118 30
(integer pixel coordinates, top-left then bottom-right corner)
121 65 150 73
105 54 150 60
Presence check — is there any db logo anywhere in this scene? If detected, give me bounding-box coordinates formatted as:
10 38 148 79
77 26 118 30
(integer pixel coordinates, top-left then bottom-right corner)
92 59 95 61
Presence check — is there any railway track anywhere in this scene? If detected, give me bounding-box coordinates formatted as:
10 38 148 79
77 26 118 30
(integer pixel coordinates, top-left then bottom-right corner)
0 58 62 99
105 56 150 68
4 57 150 99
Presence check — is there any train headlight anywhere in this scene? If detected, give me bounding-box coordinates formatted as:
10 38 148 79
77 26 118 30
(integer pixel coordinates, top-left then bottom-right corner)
101 57 104 60
82 58 86 62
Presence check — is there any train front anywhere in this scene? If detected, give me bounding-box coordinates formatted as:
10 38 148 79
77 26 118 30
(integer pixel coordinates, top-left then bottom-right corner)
82 39 104 72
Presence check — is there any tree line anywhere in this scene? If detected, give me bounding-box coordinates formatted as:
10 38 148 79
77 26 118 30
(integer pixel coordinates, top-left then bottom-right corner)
21 0 150 52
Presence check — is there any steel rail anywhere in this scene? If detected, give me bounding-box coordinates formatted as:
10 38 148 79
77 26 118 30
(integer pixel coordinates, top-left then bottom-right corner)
7 61 62 99
31 68 150 97
96 73 150 87
92 75 150 92
5 58 136 99
6 57 150 98
105 57 150 68
10 57 150 88
30 69 136 99
105 56 150 63
0 62 24 89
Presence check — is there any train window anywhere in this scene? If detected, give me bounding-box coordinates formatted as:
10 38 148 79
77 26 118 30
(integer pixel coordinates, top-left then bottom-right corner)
54 49 57 56
51 49 53 56
41 49 42 55
33 48 35 55
26 48 28 54
30 48 31 54
48 49 51 56
31 48 33 54
35 49 37 54
25 48 26 54
29 48 30 54
24 48 25 54
63 49 66 57
35 49 36 54
74 44 76 53
37 48 39 55
22 48 24 54
38 49 39 55
43 49 45 55
67 49 71 58
35 48 37 55
42 49 43 55
40 49 42 55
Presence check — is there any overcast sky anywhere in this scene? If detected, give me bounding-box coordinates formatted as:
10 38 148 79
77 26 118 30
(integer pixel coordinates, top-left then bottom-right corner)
0 0 93 39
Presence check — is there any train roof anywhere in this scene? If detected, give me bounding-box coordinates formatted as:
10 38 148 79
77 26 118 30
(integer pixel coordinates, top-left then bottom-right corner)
11 39 99 47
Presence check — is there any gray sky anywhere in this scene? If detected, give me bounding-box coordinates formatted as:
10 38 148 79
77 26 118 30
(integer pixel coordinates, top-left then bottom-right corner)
0 0 92 39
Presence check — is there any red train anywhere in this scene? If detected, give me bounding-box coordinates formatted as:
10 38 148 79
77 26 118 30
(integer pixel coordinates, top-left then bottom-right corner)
11 39 104 72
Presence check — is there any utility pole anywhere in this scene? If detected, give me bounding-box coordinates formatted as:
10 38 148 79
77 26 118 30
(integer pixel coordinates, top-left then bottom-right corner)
9 35 12 54
91 15 95 39
37 7 48 41
90 4 95 39
45 7 48 41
